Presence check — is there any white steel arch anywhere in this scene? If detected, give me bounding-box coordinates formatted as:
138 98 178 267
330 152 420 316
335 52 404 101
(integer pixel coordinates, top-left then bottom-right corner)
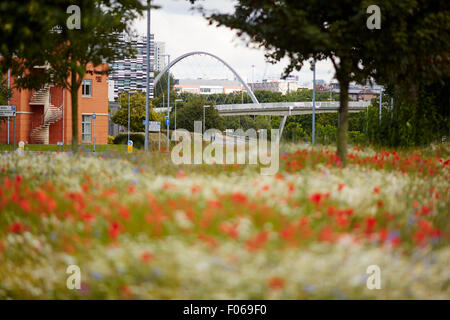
153 51 260 104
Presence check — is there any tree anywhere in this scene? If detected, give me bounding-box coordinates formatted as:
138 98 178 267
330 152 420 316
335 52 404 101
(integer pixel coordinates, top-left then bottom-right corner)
0 0 148 151
284 122 309 142
112 91 163 132
175 95 224 132
189 0 449 165
0 79 12 106
153 71 176 99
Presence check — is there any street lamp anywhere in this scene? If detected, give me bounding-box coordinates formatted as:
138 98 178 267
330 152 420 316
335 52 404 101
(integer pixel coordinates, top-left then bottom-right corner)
379 87 383 123
127 90 136 143
203 105 211 133
128 92 131 142
312 60 316 145
161 54 171 152
144 1 151 152
251 64 255 83
174 99 182 134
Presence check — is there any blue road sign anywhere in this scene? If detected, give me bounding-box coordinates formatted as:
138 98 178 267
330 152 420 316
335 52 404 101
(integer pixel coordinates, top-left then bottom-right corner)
166 119 170 126
128 140 133 146
143 120 146 125
92 113 96 120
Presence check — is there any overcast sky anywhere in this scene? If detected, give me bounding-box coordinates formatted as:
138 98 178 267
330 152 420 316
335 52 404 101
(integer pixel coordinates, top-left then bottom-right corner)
134 0 335 85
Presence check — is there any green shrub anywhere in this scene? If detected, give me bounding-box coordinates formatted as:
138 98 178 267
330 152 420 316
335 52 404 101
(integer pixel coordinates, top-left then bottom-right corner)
316 124 337 144
113 132 168 150
284 122 309 142
348 131 367 145
113 133 145 149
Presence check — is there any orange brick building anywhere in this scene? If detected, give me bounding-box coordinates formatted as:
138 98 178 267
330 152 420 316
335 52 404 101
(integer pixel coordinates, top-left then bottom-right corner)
0 64 109 146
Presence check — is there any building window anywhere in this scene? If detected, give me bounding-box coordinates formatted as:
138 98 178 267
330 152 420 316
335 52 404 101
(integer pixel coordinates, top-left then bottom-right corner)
81 115 92 143
82 80 92 97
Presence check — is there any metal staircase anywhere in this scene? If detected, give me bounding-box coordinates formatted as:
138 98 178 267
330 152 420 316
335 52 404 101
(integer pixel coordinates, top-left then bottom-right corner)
30 85 63 144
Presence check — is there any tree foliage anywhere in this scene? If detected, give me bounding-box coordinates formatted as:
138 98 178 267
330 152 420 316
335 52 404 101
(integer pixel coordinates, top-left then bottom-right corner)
0 0 149 150
174 95 224 132
189 0 449 164
0 78 12 106
112 91 163 132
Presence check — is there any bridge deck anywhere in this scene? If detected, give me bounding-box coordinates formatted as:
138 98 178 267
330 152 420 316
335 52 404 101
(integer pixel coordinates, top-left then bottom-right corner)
215 101 370 116
154 101 370 116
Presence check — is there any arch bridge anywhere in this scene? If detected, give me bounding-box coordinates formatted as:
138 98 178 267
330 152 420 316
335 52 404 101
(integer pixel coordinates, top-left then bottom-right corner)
153 51 369 139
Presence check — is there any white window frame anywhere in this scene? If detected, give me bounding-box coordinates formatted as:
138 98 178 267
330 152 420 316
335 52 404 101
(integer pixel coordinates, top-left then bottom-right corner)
81 115 92 143
82 80 92 97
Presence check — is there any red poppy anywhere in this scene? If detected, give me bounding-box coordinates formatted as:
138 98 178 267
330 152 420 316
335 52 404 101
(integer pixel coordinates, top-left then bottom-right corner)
140 251 153 263
336 215 349 228
327 205 337 216
207 199 222 209
108 221 121 239
413 231 427 246
378 229 388 242
191 185 201 194
373 186 380 194
420 205 431 216
365 217 377 234
118 205 130 220
318 226 334 242
268 276 285 290
35 189 48 204
9 221 24 233
308 192 324 205
127 185 135 194
120 285 132 297
19 199 31 213
46 198 57 212
232 192 247 204
246 231 269 251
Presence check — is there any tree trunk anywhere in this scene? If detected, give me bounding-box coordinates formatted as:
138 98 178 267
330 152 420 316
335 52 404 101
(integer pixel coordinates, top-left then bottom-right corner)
70 70 79 152
336 77 349 166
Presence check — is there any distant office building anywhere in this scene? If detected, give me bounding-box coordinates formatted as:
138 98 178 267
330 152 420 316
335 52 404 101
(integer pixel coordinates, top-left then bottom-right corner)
316 79 326 86
330 82 383 101
107 80 115 102
154 42 166 72
109 34 155 100
283 74 299 82
331 87 379 101
248 79 299 95
174 79 244 95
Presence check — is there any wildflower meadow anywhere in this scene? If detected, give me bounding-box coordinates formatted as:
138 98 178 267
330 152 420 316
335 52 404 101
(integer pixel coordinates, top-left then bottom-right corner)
0 143 449 299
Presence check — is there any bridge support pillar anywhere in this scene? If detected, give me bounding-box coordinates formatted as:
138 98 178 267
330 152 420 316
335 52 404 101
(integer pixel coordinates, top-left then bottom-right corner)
278 115 288 143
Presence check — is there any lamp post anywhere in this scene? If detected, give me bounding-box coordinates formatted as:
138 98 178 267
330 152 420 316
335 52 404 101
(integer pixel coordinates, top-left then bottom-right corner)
127 92 131 142
312 60 316 145
379 87 383 123
161 54 171 152
92 110 96 152
203 105 207 133
174 99 182 134
62 88 65 145
251 64 255 83
144 1 151 152
7 69 10 146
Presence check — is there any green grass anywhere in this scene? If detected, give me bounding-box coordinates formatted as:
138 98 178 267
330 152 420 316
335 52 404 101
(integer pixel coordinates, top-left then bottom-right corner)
0 144 127 152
